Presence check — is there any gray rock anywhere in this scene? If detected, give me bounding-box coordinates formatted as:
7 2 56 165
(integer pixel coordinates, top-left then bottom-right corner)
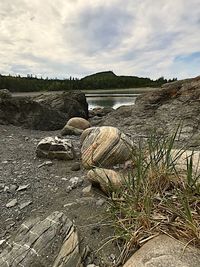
0 183 5 191
6 198 18 208
33 91 88 119
19 200 32 209
61 125 83 136
8 184 18 193
36 137 75 160
17 184 30 191
0 95 68 130
103 76 200 147
69 177 83 188
82 185 94 197
0 211 84 267
38 160 53 168
123 234 200 267
96 199 105 206
71 162 81 171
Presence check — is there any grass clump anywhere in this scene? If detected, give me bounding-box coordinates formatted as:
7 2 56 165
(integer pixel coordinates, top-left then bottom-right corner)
107 128 200 266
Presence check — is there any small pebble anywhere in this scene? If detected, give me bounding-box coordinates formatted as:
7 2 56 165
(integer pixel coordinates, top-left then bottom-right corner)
96 199 105 206
19 201 32 210
8 184 18 193
6 199 18 208
71 162 81 171
17 184 30 191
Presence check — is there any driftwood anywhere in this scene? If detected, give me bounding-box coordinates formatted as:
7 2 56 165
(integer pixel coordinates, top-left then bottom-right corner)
0 211 83 267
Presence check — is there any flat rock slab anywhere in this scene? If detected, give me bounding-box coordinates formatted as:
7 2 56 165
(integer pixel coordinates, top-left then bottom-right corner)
36 137 75 160
0 211 83 267
123 234 200 267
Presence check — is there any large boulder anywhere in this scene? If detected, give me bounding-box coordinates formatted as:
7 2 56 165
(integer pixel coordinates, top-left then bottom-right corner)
81 126 135 169
36 137 75 160
0 211 83 267
0 94 67 130
123 234 200 267
34 91 89 120
102 76 200 148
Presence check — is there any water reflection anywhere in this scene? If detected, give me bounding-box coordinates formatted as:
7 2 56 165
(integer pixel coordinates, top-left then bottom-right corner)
87 95 137 110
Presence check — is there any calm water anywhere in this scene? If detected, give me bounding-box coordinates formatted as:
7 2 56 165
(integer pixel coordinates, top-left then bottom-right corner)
12 88 158 110
87 94 138 109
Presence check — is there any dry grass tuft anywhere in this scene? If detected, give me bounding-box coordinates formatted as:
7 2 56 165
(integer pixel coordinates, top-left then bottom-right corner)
106 127 200 266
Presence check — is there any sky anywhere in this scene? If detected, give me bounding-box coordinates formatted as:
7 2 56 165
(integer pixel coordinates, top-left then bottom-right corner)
0 0 200 80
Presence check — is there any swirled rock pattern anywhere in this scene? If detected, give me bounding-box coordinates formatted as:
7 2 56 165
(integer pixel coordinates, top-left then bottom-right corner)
81 126 134 169
87 168 127 193
36 137 75 160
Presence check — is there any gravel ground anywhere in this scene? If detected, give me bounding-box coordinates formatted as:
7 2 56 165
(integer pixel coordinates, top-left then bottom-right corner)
0 124 119 266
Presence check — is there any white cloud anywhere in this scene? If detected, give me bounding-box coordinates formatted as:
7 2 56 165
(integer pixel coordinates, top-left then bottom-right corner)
0 0 199 79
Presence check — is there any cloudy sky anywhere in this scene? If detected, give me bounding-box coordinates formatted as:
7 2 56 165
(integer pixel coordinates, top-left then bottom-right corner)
0 0 200 79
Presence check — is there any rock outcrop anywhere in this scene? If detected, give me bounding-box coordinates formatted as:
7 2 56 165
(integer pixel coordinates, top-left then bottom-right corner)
34 91 89 120
123 234 200 267
103 76 200 147
81 126 135 169
0 211 83 267
0 94 67 130
36 137 75 160
0 90 89 130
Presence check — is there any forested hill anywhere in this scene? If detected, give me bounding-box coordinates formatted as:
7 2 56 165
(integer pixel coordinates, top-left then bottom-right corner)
0 71 177 92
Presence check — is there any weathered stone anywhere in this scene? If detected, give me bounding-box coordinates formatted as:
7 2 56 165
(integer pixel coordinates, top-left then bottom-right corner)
71 162 81 171
17 184 29 191
89 107 114 118
0 95 68 130
6 198 18 208
87 168 127 194
33 91 88 119
123 234 200 267
81 126 134 169
69 177 83 188
19 200 32 210
38 160 53 168
171 149 200 184
61 125 83 136
82 185 94 197
0 211 83 267
67 117 91 130
8 184 18 193
36 137 75 160
96 198 105 206
103 76 200 148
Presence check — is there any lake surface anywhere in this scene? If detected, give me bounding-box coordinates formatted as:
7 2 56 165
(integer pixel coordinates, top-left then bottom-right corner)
12 88 158 110
87 94 138 109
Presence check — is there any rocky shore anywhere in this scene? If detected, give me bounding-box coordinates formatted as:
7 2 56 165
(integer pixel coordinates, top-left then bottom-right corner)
0 76 200 267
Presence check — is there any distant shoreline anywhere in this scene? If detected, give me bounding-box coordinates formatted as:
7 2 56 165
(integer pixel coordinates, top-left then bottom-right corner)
12 87 159 98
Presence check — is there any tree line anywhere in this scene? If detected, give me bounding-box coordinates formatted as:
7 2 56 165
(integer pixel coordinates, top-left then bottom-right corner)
0 72 177 92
